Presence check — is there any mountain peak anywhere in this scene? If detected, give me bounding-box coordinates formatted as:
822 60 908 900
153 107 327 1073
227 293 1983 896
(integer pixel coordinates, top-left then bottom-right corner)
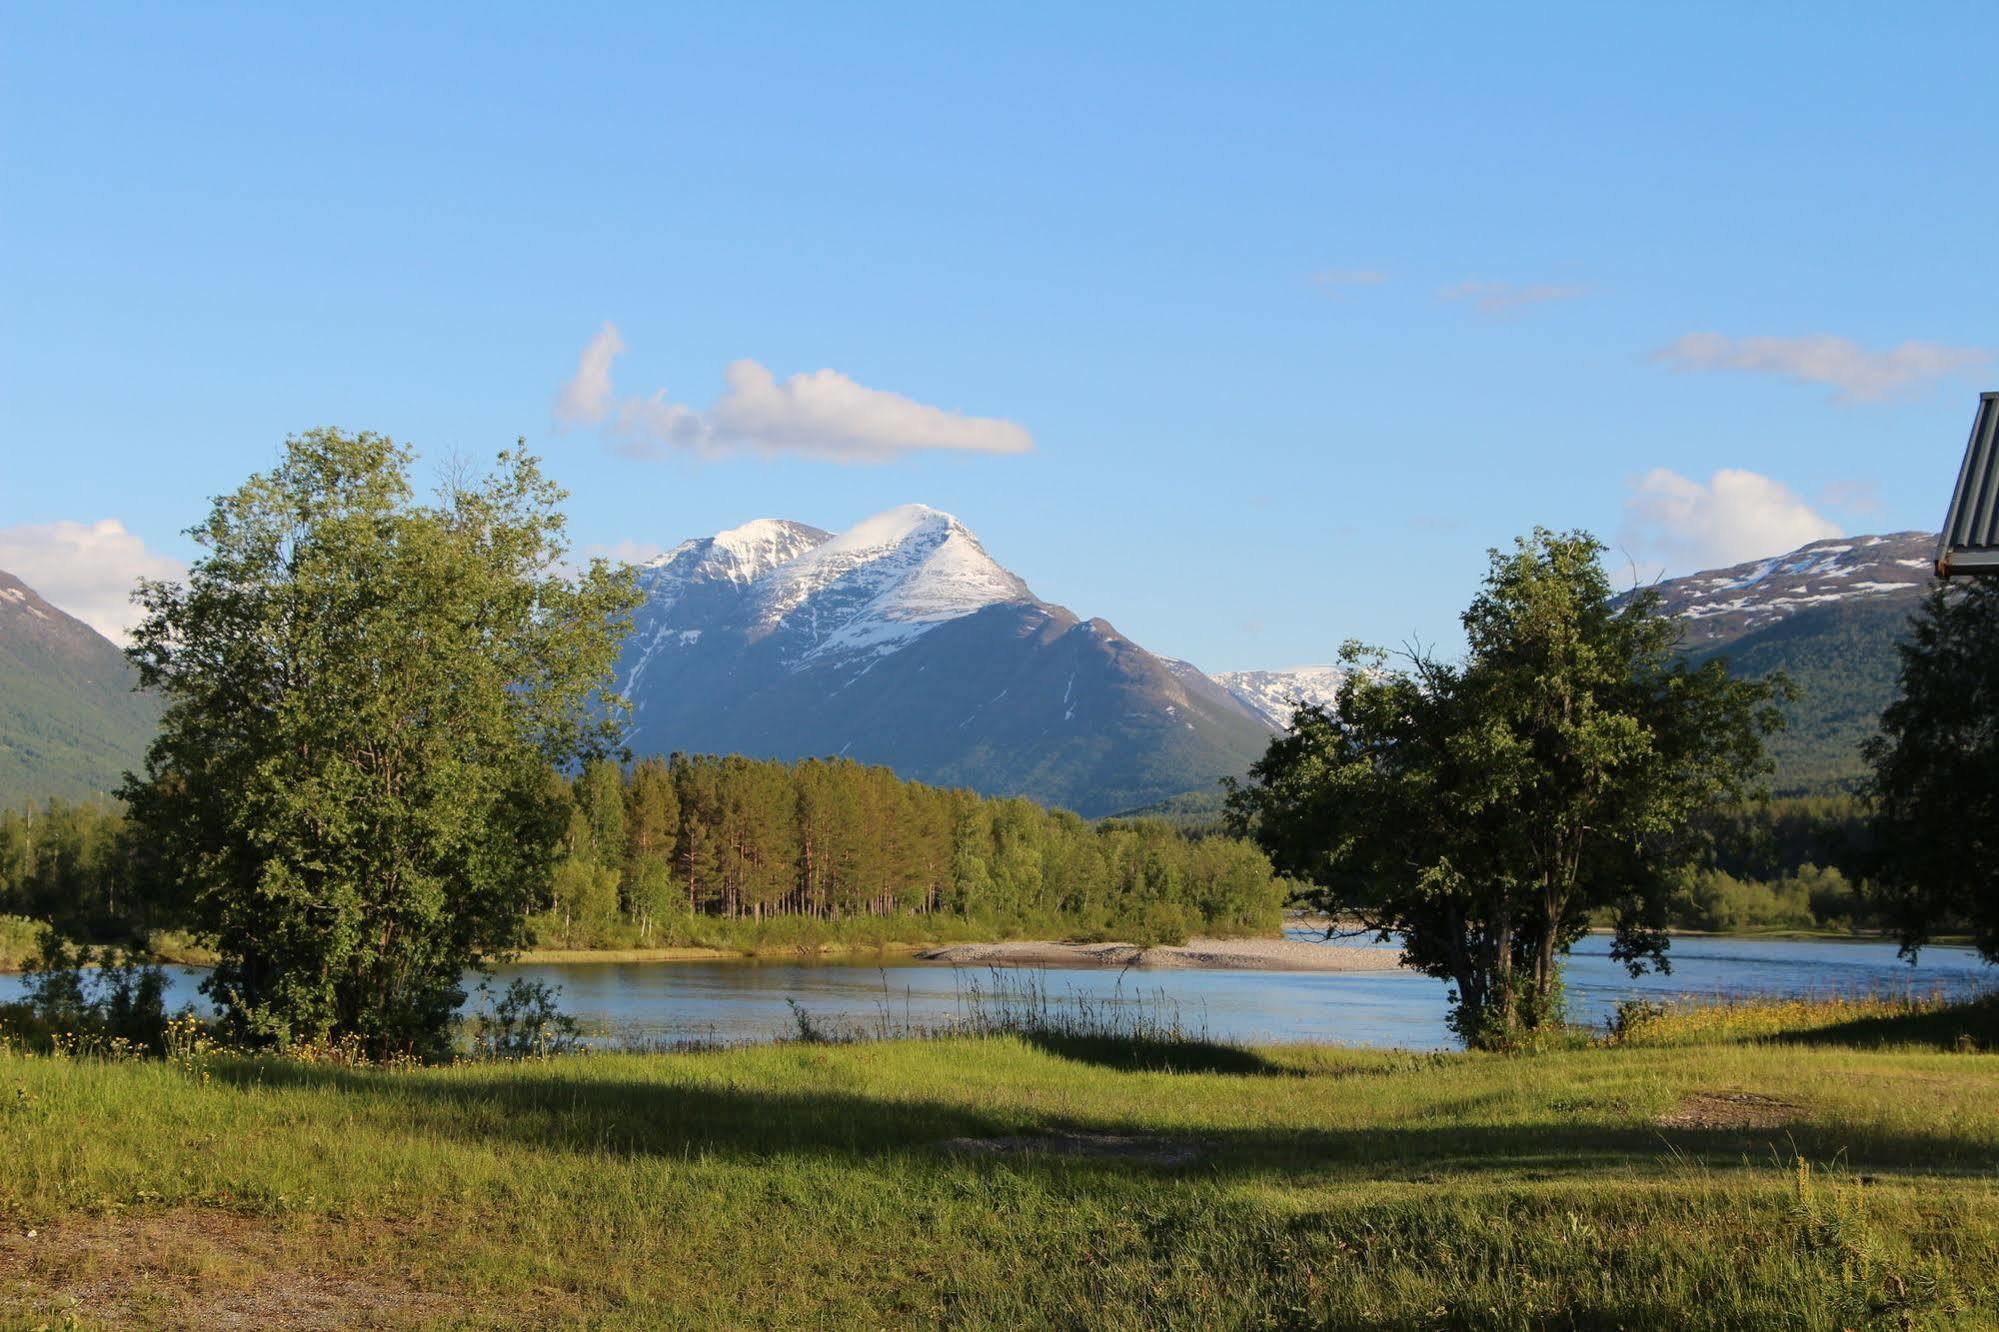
831 503 959 547
753 505 1031 659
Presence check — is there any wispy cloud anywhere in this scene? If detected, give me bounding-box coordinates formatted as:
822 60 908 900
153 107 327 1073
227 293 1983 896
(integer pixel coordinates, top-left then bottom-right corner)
1620 468 1841 577
1438 280 1590 317
554 324 1034 464
0 518 184 641
554 322 625 427
1652 332 1990 404
1309 268 1388 295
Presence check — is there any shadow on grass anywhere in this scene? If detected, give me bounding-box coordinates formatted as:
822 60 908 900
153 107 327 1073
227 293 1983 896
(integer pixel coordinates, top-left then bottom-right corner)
1777 993 1999 1051
1014 1030 1299 1076
204 1051 1998 1181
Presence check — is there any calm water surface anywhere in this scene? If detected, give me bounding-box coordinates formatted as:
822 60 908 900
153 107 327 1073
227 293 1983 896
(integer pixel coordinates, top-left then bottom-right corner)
7 930 1989 1050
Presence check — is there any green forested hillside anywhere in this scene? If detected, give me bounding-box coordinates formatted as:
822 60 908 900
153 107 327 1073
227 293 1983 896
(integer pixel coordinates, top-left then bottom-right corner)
1687 596 1916 796
0 572 158 808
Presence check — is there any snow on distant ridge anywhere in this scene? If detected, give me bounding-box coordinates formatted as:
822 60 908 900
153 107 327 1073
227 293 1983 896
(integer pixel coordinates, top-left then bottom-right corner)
1209 666 1346 730
705 518 833 583
1642 530 1937 646
629 505 1035 681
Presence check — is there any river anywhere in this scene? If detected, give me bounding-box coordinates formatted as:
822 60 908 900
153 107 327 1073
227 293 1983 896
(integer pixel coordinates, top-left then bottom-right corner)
4 929 1989 1049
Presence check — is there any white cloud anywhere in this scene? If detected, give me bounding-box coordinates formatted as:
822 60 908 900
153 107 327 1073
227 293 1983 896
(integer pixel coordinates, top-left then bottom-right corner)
554 324 1034 464
554 322 625 426
1439 280 1590 316
1620 468 1842 576
1653 332 1990 403
0 518 184 641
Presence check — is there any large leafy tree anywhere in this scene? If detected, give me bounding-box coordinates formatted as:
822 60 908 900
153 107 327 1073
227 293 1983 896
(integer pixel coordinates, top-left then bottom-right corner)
1228 529 1784 1046
1864 580 1999 962
122 429 639 1057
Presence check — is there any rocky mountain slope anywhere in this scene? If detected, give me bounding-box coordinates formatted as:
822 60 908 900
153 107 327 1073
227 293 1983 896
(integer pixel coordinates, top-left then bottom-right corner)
0 570 158 807
617 506 1277 815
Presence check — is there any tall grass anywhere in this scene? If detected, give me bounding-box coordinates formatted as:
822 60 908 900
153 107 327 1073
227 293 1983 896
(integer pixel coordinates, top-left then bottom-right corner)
3 988 1998 1326
1609 989 1999 1050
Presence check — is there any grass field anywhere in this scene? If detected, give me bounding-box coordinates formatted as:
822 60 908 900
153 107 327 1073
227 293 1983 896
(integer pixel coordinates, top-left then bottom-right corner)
1 997 1996 1329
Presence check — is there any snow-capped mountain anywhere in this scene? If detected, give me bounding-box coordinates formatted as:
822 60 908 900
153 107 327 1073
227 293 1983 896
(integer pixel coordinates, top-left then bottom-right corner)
1644 530 1939 795
1644 531 1935 648
747 505 1032 659
1206 667 1347 730
615 506 1274 816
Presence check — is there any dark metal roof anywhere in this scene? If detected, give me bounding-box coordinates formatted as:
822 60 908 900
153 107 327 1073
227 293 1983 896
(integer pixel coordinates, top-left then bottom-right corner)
1939 391 1999 578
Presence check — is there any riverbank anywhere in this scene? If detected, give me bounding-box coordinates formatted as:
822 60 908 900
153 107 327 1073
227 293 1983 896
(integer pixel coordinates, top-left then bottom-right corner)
2 996 1994 1326
515 940 937 965
917 935 1403 971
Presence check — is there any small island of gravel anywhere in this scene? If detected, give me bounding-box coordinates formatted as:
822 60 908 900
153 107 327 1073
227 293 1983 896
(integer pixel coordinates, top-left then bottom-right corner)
916 936 1404 971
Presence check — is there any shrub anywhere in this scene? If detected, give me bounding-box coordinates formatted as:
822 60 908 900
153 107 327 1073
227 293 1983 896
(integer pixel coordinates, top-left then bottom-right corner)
8 932 177 1054
470 978 582 1059
0 914 47 971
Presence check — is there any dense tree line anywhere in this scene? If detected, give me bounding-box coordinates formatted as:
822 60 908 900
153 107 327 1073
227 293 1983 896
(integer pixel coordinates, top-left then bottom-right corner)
535 754 1281 948
1661 796 1878 933
1 761 1283 958
0 799 147 941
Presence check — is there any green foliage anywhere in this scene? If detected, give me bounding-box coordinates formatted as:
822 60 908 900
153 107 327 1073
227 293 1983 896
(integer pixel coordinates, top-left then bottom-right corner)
1866 579 1999 963
118 429 640 1059
1230 529 1784 1047
1694 794 1872 882
0 798 151 940
5 931 176 1054
1668 865 1847 933
1688 596 1918 796
0 913 47 970
11 752 1283 960
526 754 1285 949
1101 786 1229 833
469 978 582 1059
1622 796 1880 934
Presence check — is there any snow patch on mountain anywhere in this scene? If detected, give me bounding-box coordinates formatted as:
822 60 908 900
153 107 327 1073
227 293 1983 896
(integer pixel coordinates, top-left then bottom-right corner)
1209 666 1346 730
621 505 1039 699
706 518 834 583
1643 531 1937 646
752 504 1033 661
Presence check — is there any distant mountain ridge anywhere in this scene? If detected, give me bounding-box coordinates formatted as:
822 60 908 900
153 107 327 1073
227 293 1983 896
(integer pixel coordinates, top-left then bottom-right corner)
1204 666 1347 730
1645 532 1936 647
10 511 1913 816
0 570 158 807
1639 531 1937 795
616 506 1277 816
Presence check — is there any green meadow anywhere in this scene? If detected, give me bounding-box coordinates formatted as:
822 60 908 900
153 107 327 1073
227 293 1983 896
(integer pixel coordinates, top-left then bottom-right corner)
2 996 1996 1329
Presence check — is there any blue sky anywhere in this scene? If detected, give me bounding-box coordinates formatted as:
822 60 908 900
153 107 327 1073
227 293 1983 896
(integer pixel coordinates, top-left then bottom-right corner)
4 3 1995 666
